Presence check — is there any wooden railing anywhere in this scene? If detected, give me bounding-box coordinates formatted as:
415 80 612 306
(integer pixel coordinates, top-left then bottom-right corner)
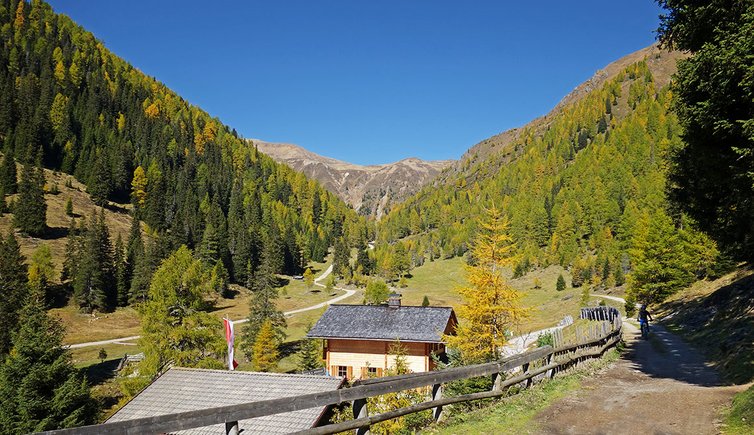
41 316 622 435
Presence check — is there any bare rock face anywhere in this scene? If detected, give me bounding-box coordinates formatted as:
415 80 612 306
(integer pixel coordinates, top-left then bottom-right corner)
254 141 451 219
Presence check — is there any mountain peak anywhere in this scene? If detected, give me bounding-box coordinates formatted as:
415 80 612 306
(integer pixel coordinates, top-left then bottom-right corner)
254 140 451 218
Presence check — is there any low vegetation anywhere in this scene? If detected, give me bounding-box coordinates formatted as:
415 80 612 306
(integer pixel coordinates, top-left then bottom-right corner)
428 349 619 434
657 267 754 434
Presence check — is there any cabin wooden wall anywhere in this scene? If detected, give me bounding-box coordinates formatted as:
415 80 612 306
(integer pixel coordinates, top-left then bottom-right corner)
326 339 445 380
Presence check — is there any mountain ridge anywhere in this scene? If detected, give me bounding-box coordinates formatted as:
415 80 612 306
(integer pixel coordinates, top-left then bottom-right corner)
254 140 451 218
434 44 686 186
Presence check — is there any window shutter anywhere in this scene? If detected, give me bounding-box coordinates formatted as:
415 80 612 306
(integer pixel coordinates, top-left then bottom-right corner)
361 367 367 378
377 368 384 377
346 366 353 379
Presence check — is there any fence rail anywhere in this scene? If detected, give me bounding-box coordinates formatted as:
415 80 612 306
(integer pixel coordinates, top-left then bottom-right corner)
41 316 622 435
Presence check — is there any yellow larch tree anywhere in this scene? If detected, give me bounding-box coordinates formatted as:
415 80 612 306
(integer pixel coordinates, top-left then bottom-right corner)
131 166 147 207
444 203 528 363
252 319 279 372
13 0 24 30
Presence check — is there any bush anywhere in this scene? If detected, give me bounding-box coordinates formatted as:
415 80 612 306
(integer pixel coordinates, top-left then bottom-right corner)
536 332 554 347
556 274 566 291
625 293 637 318
365 280 389 305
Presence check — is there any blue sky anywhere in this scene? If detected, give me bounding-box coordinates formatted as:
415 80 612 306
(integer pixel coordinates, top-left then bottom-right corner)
48 1 663 165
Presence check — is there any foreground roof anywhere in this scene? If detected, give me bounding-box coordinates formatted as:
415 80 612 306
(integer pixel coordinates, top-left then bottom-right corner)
107 368 344 435
307 304 456 343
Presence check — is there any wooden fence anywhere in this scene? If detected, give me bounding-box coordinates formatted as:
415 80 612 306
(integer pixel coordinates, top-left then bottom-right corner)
580 306 620 322
42 316 622 435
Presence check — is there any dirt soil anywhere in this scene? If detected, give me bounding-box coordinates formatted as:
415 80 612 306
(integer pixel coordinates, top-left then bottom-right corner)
535 322 746 434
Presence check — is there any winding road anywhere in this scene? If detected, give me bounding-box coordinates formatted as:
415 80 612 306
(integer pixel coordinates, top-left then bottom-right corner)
67 264 356 349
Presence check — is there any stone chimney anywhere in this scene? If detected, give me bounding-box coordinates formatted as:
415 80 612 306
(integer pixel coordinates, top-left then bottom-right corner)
388 292 402 309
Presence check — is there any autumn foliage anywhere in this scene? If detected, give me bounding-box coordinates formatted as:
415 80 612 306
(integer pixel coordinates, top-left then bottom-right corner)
445 204 528 363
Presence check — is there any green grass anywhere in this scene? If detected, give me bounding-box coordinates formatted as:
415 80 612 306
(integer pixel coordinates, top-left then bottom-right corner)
399 257 466 307
725 384 754 434
402 259 624 333
427 349 620 434
71 343 142 368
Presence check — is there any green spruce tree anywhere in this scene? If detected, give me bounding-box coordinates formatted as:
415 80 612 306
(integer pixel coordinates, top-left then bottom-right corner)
114 234 129 307
0 289 97 432
0 145 17 195
126 217 147 304
61 219 82 284
0 231 28 356
333 237 350 277
297 324 323 372
73 210 115 312
13 162 46 237
241 246 286 361
658 0 754 259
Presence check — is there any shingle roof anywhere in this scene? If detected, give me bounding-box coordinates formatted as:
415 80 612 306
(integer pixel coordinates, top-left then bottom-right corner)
107 368 344 435
307 304 455 343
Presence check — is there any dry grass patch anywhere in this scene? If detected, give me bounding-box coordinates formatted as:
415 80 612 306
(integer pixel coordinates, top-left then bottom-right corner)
0 165 136 278
53 305 141 345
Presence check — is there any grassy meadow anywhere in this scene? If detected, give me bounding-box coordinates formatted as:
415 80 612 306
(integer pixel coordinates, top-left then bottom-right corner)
400 258 624 333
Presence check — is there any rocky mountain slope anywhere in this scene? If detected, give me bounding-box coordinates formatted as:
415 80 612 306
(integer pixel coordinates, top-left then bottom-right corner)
254 141 451 218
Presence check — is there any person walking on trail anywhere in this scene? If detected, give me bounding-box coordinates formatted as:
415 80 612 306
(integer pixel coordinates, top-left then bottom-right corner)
638 304 653 339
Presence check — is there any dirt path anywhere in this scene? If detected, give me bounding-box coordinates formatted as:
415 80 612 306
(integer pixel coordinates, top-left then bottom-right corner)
534 322 743 434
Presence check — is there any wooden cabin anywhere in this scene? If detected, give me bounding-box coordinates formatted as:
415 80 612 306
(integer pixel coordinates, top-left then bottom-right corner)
307 294 457 380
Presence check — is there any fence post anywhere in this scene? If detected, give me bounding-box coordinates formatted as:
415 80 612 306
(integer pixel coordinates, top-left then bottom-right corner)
353 398 369 435
546 353 555 379
431 383 444 422
225 421 239 435
491 371 502 392
522 362 533 388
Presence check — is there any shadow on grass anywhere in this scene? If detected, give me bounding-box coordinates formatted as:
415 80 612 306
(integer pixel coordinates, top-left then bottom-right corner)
38 225 68 240
82 358 120 386
661 269 754 384
280 340 302 360
102 202 129 214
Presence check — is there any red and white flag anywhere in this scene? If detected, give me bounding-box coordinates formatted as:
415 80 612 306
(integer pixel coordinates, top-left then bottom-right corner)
223 318 239 370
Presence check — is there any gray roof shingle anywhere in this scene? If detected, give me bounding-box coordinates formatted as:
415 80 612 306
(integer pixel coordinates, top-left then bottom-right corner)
107 368 344 435
307 304 455 343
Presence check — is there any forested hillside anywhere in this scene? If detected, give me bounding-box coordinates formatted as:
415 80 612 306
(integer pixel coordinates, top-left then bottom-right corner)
376 46 719 301
0 0 367 312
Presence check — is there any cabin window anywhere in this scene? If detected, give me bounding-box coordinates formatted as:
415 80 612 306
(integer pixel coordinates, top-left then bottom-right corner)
367 367 378 376
337 366 348 378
